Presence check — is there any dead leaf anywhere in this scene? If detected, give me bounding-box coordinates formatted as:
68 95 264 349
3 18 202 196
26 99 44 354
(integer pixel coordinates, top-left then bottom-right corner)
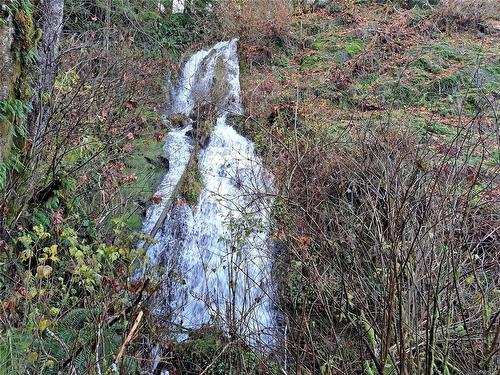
125 100 138 110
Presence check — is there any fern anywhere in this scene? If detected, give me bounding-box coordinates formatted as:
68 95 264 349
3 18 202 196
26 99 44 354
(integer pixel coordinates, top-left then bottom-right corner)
0 98 31 132
35 308 135 374
24 46 38 65
0 329 32 375
0 152 25 189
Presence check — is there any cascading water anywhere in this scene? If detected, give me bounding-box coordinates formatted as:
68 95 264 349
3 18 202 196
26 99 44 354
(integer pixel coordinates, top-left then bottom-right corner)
142 39 276 346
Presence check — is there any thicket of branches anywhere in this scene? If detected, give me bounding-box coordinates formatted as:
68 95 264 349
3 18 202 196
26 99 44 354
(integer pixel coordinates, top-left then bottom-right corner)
266 118 499 373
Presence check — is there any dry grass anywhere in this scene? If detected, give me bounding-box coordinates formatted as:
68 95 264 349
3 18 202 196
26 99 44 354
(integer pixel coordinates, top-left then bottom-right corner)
436 0 500 30
215 0 291 62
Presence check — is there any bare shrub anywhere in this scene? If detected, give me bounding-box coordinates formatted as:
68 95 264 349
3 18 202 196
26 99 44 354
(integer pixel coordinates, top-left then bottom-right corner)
435 0 500 31
215 0 291 62
256 110 500 373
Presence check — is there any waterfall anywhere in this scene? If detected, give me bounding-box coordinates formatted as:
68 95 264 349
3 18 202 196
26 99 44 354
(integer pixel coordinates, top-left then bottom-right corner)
172 0 185 14
142 39 276 346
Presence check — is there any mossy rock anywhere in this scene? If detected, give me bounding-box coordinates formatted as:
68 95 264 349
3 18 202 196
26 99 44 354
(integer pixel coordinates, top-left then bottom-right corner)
228 113 252 138
176 153 203 206
118 134 168 231
190 101 217 147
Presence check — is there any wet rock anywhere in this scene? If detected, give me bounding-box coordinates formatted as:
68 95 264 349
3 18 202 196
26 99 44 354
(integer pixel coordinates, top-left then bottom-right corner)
158 156 170 169
144 155 170 170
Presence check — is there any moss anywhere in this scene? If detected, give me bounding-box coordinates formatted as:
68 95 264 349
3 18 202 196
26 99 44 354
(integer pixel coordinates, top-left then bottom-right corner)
411 56 444 74
13 11 34 50
176 154 203 206
308 34 365 68
300 52 327 72
271 53 291 68
120 134 168 231
211 54 230 109
432 44 464 62
228 113 252 138
416 119 454 136
344 39 364 58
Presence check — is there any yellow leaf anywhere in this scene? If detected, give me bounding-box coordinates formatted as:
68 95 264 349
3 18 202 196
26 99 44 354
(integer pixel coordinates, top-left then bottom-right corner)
46 244 58 256
36 265 53 278
28 352 39 363
33 225 50 239
39 319 51 331
20 249 33 261
50 307 60 316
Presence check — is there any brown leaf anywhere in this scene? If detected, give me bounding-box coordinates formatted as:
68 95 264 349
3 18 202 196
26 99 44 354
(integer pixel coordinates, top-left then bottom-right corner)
125 100 138 110
53 208 64 225
128 279 145 294
150 195 163 204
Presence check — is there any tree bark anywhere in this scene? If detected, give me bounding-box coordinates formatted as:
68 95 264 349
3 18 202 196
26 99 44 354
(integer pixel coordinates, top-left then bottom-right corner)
29 0 64 173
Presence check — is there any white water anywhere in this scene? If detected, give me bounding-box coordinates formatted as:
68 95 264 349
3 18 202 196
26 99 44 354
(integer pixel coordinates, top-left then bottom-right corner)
172 0 185 14
142 40 275 345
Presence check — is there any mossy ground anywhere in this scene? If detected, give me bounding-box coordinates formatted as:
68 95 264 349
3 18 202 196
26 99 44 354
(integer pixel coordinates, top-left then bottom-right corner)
241 3 500 171
119 129 168 231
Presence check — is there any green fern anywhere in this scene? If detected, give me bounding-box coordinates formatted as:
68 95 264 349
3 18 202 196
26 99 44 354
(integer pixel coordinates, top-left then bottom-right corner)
0 329 32 375
0 151 25 189
0 98 31 136
40 309 135 374
0 308 137 374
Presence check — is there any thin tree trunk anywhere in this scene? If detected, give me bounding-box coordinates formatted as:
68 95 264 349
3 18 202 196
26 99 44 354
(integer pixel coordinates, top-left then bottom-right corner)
104 0 111 57
28 0 64 185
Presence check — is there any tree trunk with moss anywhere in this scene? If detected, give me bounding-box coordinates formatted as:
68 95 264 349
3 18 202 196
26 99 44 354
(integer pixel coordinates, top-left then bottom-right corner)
0 14 16 164
0 1 39 190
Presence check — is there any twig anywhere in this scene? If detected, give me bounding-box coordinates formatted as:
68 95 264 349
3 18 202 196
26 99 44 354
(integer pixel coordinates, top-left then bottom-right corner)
115 310 144 366
200 339 240 375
